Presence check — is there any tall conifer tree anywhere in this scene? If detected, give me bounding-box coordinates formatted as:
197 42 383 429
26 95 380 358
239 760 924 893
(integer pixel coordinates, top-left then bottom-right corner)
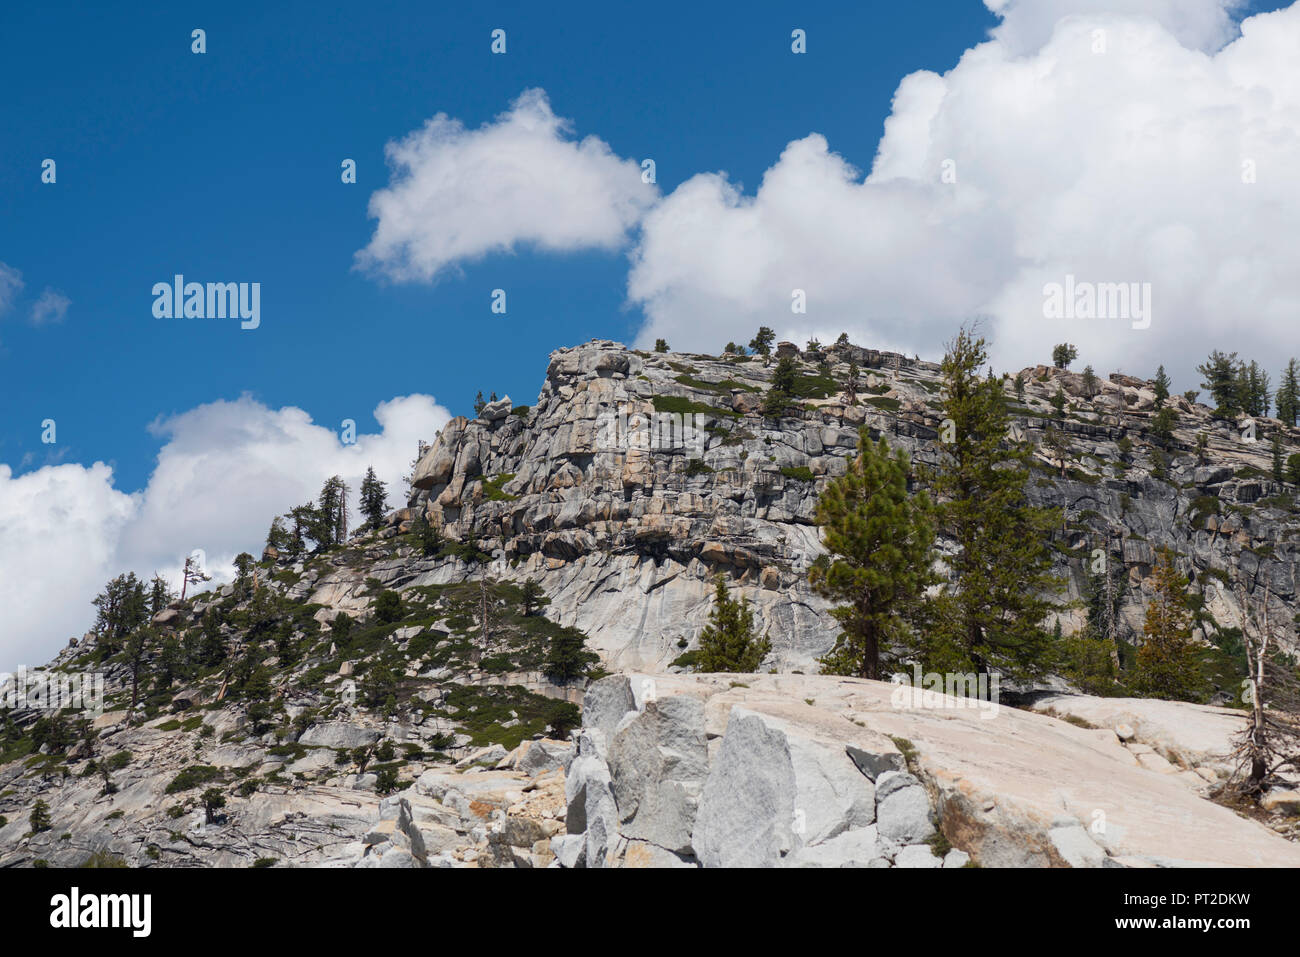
923 328 1062 678
811 430 935 679
1133 549 1206 702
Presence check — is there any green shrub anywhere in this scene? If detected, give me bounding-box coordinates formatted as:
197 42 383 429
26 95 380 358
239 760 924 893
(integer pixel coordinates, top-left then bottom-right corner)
164 765 222 794
373 590 404 623
652 395 738 418
481 474 518 502
1190 495 1220 529
104 750 132 771
374 765 401 795
790 373 838 399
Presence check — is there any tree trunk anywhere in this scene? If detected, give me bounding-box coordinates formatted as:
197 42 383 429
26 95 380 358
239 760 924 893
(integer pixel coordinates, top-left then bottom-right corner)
127 662 140 727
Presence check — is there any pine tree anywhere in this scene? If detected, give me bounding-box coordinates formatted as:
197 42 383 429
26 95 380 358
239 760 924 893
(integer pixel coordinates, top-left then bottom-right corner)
180 554 210 601
924 328 1062 678
29 799 51 834
544 626 599 682
359 466 388 529
473 391 486 415
265 516 291 555
373 590 403 623
810 430 935 679
155 634 186 689
1081 365 1099 399
1276 358 1299 427
1150 406 1177 448
1082 541 1126 657
1198 350 1241 417
843 360 860 404
1272 433 1285 483
764 355 798 415
148 574 172 617
313 476 347 548
328 613 353 653
92 573 149 655
696 576 771 673
1241 361 1271 418
196 609 228 667
654 338 669 353
771 354 796 393
288 504 315 557
232 552 255 599
1051 343 1078 369
123 625 155 726
360 660 399 711
1049 386 1067 419
1152 365 1171 407
1133 549 1205 701
520 578 548 617
749 326 776 363
411 510 441 556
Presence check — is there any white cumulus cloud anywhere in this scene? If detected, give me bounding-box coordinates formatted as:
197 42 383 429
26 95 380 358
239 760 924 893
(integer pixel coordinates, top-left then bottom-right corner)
983 0 1245 55
628 1 1300 392
0 462 136 671
0 394 449 670
356 88 657 282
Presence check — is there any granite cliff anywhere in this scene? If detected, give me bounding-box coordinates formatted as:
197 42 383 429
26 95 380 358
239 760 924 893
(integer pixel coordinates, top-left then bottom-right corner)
399 337 1300 675
3 335 1298 868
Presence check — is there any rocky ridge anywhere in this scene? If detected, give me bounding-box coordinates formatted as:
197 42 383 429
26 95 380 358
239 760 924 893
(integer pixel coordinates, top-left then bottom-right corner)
396 338 1300 674
4 334 1300 868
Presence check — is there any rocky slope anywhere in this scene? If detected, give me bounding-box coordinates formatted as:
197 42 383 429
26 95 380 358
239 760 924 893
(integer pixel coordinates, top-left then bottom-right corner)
404 337 1300 675
3 334 1299 867
0 577 585 868
560 674 1300 868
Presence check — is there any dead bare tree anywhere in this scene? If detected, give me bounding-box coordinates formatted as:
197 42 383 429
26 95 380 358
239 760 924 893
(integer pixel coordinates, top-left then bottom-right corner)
842 360 860 405
479 573 492 648
1227 585 1300 800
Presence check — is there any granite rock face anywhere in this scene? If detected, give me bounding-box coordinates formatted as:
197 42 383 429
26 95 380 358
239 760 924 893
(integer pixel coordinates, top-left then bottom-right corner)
555 674 1300 868
8 337 1300 869
399 340 1300 676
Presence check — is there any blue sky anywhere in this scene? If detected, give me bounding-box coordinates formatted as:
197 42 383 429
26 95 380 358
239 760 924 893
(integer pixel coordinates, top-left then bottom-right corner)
2 0 1298 666
0 0 998 492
